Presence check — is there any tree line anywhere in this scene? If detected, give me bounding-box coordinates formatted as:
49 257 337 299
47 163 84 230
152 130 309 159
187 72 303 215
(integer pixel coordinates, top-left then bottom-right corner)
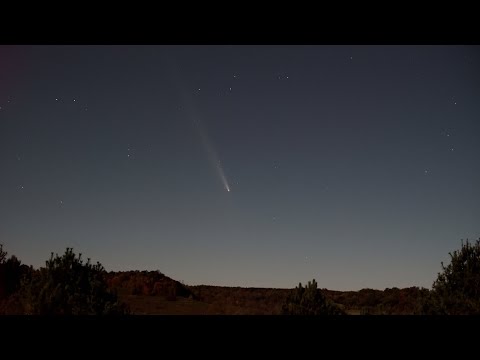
1 238 479 315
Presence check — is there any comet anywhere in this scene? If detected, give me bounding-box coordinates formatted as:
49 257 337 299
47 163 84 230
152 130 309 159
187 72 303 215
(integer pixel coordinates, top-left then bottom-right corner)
194 118 231 193
161 54 231 193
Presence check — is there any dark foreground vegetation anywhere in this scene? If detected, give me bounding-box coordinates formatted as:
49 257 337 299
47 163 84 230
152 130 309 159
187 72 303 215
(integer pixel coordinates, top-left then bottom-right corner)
1 238 479 315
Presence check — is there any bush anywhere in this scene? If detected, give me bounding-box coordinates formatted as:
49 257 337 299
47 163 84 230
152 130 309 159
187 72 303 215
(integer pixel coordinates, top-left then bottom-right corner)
421 238 480 315
0 244 6 263
0 245 27 300
282 279 345 315
22 248 129 315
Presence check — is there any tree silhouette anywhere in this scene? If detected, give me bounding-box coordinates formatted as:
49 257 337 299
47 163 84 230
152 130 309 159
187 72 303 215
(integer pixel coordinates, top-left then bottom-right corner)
421 238 480 315
23 248 129 315
0 244 6 264
0 245 25 299
282 279 345 315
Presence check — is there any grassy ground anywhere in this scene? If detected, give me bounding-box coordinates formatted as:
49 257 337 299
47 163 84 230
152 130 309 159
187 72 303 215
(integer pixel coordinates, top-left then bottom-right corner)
119 286 342 315
118 284 423 315
120 294 213 315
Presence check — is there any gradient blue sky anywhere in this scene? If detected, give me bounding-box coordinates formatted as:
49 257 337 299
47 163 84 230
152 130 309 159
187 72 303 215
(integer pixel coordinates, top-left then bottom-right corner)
1 45 479 290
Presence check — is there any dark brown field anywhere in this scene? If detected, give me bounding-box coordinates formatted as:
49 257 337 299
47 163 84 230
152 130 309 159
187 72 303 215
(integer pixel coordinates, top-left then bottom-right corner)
107 271 425 315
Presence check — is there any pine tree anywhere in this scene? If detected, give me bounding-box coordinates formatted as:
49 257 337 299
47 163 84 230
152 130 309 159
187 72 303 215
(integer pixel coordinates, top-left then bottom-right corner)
23 248 129 315
282 279 345 315
425 238 480 315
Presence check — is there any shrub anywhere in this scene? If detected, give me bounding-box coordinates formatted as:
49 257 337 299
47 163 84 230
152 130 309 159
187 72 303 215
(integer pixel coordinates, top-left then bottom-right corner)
421 239 480 315
0 245 27 300
282 279 345 315
22 248 129 315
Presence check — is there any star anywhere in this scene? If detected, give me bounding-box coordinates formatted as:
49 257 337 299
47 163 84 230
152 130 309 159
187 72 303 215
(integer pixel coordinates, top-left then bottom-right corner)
55 98 59 101
73 99 76 102
424 169 429 175
441 128 452 137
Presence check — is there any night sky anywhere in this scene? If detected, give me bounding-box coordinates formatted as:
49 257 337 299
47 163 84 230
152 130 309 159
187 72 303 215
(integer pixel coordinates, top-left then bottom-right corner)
1 45 479 290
